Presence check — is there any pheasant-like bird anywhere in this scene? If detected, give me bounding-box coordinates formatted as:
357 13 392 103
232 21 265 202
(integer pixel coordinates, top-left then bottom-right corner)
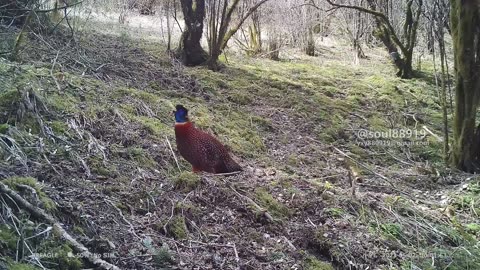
174 105 242 174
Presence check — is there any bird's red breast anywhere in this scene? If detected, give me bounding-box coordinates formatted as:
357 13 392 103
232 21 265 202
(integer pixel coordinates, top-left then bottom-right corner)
175 122 242 173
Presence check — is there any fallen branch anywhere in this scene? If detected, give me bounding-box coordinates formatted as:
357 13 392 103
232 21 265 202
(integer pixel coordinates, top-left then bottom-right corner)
422 125 443 142
232 243 240 270
0 182 120 270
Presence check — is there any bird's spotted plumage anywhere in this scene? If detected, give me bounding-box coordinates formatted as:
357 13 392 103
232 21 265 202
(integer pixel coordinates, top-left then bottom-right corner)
174 105 242 174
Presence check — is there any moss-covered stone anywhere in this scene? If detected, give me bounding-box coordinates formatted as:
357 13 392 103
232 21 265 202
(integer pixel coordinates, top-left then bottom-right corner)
175 202 201 216
48 93 79 114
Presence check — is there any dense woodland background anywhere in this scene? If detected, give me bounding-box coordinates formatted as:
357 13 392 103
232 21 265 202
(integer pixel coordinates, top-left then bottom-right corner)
0 0 480 269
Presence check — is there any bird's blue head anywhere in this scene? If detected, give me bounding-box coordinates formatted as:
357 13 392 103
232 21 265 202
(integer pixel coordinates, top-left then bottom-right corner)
174 105 189 123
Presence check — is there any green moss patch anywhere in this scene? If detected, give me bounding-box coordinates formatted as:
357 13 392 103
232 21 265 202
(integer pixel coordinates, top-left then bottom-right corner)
255 188 290 218
0 224 18 251
303 255 334 270
166 216 188 240
172 171 200 191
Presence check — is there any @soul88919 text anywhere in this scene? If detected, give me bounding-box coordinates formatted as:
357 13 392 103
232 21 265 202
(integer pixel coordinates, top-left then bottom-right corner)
356 129 426 139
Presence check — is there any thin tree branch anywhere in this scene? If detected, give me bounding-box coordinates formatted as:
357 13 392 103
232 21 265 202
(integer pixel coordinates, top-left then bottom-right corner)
221 0 270 50
323 0 408 56
6 1 83 13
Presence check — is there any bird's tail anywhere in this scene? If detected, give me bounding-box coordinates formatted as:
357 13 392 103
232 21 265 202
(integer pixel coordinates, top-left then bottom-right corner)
226 160 242 173
216 158 242 173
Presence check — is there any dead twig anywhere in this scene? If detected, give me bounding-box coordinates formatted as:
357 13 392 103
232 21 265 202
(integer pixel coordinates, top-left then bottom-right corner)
50 50 61 91
165 136 181 172
347 166 359 198
163 199 175 236
422 125 443 142
332 145 395 187
232 243 240 270
212 171 242 176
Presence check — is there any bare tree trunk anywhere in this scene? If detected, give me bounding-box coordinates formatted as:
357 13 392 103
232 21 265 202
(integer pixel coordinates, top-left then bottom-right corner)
353 39 366 59
449 0 480 172
165 0 172 51
267 34 279 60
175 0 208 66
430 0 450 163
11 11 33 61
439 36 449 163
305 26 315 56
206 0 270 70
139 0 157 15
119 0 129 24
248 12 262 55
353 9 367 59
324 0 422 79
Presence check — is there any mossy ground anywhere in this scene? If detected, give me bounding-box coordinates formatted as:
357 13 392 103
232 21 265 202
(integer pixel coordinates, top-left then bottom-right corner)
0 223 83 270
2 177 55 210
0 21 477 269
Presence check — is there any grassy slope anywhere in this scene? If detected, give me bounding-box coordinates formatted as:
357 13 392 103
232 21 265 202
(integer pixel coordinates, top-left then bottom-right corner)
0 27 479 270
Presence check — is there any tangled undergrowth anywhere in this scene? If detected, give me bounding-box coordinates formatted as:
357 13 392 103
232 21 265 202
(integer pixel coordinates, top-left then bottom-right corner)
0 25 479 270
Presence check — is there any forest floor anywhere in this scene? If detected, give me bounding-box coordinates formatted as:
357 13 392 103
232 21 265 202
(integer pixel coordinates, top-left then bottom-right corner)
1 20 480 270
